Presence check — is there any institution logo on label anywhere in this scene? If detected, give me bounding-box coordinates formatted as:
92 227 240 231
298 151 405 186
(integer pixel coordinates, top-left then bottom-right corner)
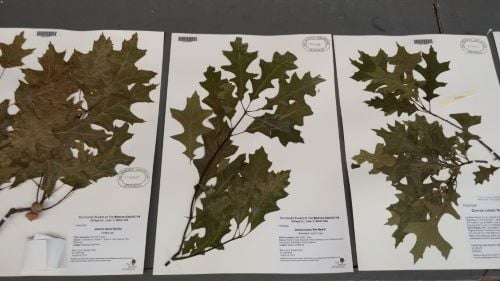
118 167 150 188
331 256 347 268
302 36 330 52
460 38 487 54
122 258 137 271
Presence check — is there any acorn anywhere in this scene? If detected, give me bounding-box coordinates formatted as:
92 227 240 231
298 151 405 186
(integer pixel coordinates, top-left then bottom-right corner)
25 211 39 221
31 202 43 214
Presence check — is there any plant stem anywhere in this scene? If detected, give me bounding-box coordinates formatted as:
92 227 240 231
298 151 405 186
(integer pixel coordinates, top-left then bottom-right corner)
459 159 489 166
416 100 500 162
0 207 31 231
0 68 5 81
43 188 74 211
166 229 252 266
167 96 257 266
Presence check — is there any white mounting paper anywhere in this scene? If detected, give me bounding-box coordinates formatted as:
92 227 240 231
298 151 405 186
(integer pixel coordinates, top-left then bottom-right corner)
154 33 352 274
334 34 500 270
0 28 164 276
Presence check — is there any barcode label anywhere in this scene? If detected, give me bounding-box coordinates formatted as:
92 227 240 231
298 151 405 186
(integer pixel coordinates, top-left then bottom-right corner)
414 39 433 45
37 31 57 37
178 36 197 42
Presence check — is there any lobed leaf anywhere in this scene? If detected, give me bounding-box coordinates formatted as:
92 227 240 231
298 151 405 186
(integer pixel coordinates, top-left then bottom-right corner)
247 72 324 145
250 51 297 100
473 165 498 184
0 33 156 196
0 32 34 68
171 93 213 161
351 44 450 116
221 37 258 99
414 47 450 102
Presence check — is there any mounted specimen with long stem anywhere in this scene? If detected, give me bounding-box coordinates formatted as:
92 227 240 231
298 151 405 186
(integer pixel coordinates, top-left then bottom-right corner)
350 44 500 263
167 37 324 266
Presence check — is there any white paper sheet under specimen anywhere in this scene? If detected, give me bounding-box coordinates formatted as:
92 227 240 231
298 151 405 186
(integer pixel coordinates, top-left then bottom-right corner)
0 28 164 276
335 34 500 270
154 33 352 274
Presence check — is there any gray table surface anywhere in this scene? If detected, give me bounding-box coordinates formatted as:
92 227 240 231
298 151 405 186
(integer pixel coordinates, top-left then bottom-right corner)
0 0 499 280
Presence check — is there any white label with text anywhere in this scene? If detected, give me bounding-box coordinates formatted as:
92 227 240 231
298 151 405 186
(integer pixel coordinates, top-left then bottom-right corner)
278 215 349 272
68 215 143 274
460 197 500 261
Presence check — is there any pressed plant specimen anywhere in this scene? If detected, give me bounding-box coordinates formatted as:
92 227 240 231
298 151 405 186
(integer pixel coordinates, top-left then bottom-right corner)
350 45 500 262
0 32 156 230
167 37 324 266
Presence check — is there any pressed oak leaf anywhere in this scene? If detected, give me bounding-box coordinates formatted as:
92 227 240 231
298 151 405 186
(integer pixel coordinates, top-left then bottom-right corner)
247 72 324 145
200 66 237 119
414 47 450 102
473 165 499 184
404 218 452 262
0 33 156 197
0 32 34 68
250 51 297 99
171 93 213 161
450 113 481 156
351 44 450 116
221 37 258 99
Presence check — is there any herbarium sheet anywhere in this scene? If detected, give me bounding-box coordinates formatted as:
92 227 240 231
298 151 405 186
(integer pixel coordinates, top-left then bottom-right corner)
153 33 352 274
335 34 500 270
493 31 500 64
0 28 163 276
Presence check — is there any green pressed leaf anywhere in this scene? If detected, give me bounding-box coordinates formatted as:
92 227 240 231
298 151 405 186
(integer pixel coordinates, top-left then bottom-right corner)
244 147 290 229
351 44 450 117
264 72 324 110
450 113 481 130
0 32 34 68
200 66 237 119
354 114 462 261
250 51 297 99
473 165 499 184
387 44 422 74
0 33 156 197
246 112 302 145
351 45 421 116
221 37 258 99
351 50 388 83
171 93 213 161
450 113 481 156
365 91 417 116
183 156 246 255
414 47 450 102
386 195 429 247
404 218 452 262
352 143 396 174
181 148 290 256
247 72 324 145
193 115 238 184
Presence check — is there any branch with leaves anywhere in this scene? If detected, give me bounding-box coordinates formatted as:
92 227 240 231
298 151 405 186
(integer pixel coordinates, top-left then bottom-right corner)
166 37 324 266
350 45 500 263
0 32 156 231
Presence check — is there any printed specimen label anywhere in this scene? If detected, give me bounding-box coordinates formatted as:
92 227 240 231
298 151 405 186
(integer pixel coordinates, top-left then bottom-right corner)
277 215 349 272
68 215 144 274
460 197 500 261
